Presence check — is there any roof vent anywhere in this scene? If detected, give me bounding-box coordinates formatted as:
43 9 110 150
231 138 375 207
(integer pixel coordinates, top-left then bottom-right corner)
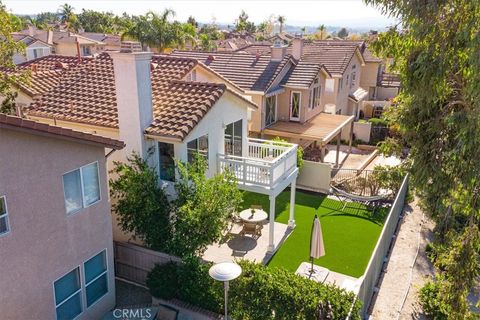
207 54 216 61
120 41 142 53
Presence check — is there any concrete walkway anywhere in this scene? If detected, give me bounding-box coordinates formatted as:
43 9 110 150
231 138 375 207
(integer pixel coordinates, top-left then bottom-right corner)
369 200 435 319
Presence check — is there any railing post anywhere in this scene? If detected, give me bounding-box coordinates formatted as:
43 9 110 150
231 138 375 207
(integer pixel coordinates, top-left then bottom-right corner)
243 158 247 183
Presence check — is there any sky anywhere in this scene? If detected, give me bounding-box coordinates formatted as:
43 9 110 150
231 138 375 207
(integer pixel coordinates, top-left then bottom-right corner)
4 0 396 29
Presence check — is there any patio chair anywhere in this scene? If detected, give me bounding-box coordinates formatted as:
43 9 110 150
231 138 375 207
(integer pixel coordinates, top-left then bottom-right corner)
240 221 262 237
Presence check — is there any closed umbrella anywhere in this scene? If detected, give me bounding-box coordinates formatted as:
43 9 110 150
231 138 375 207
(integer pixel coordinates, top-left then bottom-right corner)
310 214 325 273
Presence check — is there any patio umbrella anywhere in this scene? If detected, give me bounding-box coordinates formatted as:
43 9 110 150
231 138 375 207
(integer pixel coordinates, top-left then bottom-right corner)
310 214 325 273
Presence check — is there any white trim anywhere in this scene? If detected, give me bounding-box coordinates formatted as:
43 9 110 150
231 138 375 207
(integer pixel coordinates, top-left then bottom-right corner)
62 161 101 216
52 266 83 320
290 91 301 122
0 196 10 237
83 248 109 309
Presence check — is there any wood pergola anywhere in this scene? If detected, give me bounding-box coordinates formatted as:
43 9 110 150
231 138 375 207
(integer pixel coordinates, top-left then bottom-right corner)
263 113 355 167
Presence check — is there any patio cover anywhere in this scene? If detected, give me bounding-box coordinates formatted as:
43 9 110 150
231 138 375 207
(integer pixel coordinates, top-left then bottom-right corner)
263 113 354 146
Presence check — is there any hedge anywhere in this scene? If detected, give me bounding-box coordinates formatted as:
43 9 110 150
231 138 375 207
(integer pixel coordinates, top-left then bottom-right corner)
146 258 361 319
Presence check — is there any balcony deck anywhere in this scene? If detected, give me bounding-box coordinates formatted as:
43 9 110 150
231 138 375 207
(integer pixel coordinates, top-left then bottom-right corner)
218 138 298 195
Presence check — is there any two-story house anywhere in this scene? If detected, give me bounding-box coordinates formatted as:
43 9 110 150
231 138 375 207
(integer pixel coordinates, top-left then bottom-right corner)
24 42 299 253
0 114 124 320
11 33 53 64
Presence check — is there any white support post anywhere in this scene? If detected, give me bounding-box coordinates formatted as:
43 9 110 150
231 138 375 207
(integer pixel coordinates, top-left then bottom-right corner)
267 194 276 253
288 180 296 228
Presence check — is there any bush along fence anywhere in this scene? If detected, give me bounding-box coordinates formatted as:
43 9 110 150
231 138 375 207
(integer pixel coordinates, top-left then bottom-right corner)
146 257 361 320
353 174 409 318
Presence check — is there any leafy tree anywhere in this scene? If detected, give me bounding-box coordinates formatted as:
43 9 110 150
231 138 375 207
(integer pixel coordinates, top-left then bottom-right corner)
0 2 27 114
34 11 60 27
186 15 198 28
168 155 242 257
337 27 348 39
198 22 223 41
198 33 216 51
314 24 328 40
109 152 171 251
277 15 286 33
58 3 74 24
77 9 115 33
365 0 480 317
234 10 255 34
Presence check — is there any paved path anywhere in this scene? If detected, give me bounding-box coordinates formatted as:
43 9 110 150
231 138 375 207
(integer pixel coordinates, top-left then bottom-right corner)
369 199 435 320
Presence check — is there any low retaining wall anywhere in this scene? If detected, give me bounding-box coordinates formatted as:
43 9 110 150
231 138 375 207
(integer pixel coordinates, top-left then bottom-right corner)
297 160 332 193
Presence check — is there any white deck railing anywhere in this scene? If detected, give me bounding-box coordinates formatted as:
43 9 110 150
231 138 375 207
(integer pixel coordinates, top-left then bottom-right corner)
218 138 298 189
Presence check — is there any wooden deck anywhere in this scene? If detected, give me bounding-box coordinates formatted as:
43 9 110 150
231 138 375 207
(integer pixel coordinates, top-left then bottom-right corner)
263 113 354 145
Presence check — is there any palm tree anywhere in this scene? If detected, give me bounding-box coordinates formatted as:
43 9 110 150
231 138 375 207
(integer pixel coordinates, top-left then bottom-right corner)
277 15 285 34
316 24 327 40
58 3 74 23
198 34 216 52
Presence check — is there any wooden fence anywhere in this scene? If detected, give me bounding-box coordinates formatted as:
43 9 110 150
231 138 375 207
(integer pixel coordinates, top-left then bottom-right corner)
114 241 181 286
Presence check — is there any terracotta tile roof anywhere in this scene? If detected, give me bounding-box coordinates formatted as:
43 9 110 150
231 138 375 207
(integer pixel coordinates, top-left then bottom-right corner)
362 48 382 63
146 81 226 139
170 50 293 92
0 113 124 149
23 30 104 45
234 44 273 55
2 55 89 97
80 32 121 47
28 53 246 140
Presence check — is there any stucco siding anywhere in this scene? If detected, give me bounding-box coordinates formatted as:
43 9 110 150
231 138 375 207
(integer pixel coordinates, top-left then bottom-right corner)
0 128 115 320
360 62 380 90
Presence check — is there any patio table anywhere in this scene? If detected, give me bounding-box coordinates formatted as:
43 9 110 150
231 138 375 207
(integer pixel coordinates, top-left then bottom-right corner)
239 208 268 223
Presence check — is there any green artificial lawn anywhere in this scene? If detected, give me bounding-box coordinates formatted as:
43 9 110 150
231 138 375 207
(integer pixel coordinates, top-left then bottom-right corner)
242 190 388 278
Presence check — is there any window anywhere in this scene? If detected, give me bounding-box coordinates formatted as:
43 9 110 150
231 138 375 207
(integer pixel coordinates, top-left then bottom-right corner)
265 95 277 126
63 162 100 215
33 48 43 59
346 74 349 86
0 196 10 235
81 46 91 56
338 79 343 93
84 250 108 307
158 142 175 182
187 135 209 164
309 78 321 109
54 268 82 320
325 79 335 93
225 120 243 156
186 69 197 81
351 72 356 87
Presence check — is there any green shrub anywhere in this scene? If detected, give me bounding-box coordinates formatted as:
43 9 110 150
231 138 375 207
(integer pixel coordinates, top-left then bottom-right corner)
419 281 448 319
368 117 389 126
145 262 179 300
146 258 361 319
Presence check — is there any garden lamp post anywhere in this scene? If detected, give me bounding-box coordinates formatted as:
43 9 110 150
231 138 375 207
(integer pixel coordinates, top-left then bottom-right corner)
209 262 242 320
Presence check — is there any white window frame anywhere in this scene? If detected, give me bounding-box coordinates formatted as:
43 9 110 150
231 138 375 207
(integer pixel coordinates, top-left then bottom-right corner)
338 78 343 93
290 91 301 121
351 71 356 88
83 249 109 309
309 78 322 110
62 161 101 216
53 266 83 320
0 196 10 237
187 135 209 165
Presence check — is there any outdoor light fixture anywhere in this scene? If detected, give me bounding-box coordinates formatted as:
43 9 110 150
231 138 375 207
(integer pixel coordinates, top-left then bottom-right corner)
209 261 242 320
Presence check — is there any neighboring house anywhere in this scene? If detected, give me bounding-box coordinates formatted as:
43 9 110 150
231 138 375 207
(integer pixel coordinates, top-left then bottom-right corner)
0 55 88 112
11 33 53 64
25 42 298 252
79 32 122 51
172 37 356 165
19 26 106 57
0 114 124 320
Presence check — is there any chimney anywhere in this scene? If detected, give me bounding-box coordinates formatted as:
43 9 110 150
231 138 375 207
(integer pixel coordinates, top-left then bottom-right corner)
111 41 154 157
270 40 287 62
291 34 304 60
47 30 53 45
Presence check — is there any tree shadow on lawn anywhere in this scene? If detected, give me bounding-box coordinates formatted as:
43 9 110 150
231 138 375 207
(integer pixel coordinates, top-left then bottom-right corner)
242 190 389 225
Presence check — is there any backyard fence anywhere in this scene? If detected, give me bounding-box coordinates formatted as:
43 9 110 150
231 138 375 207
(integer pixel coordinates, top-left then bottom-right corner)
331 168 378 196
114 241 181 286
355 174 409 318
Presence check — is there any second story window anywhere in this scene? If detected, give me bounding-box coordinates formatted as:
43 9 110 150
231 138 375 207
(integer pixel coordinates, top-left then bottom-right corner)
186 69 197 81
351 72 356 87
0 196 10 235
309 78 321 109
158 142 175 182
338 78 343 93
82 46 92 56
62 162 100 215
187 135 209 165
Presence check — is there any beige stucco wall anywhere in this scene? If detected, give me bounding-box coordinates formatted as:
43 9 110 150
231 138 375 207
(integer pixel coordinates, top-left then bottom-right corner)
360 62 380 91
0 128 115 320
249 93 264 133
54 43 101 56
297 161 332 193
